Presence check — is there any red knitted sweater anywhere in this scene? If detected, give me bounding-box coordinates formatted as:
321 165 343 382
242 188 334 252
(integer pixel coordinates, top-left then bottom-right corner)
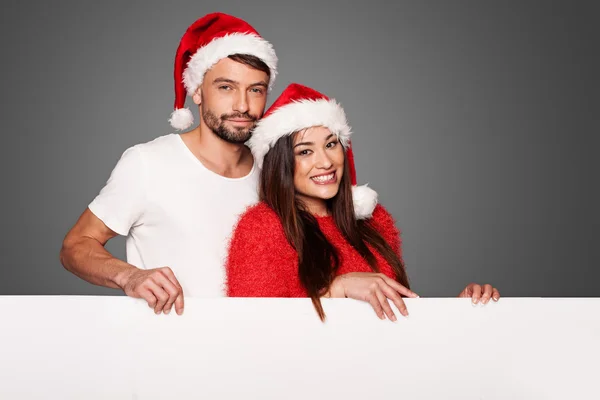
225 202 403 297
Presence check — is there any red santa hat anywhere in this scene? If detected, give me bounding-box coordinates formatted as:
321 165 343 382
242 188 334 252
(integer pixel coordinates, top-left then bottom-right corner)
247 83 378 219
169 13 278 131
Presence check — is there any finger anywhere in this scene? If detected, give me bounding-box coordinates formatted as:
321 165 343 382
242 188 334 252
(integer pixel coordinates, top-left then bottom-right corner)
375 287 396 322
366 291 385 320
160 267 183 291
154 274 181 315
173 293 184 315
471 284 482 304
481 284 493 304
160 267 185 315
380 284 408 317
458 283 474 298
146 280 169 314
492 288 500 301
140 288 158 310
380 274 419 298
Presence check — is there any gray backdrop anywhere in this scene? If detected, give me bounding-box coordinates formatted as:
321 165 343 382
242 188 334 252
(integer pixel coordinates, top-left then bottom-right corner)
0 1 598 297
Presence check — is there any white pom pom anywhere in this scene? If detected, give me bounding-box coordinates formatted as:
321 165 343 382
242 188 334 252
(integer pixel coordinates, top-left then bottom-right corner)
169 108 194 130
352 184 378 219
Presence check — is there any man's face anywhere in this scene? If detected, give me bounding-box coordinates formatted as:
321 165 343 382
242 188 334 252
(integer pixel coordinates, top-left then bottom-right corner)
194 57 269 144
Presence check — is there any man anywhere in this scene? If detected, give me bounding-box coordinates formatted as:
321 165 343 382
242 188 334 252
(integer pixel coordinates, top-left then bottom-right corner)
60 13 278 316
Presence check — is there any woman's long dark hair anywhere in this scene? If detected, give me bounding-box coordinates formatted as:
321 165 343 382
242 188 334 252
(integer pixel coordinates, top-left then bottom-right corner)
259 134 410 321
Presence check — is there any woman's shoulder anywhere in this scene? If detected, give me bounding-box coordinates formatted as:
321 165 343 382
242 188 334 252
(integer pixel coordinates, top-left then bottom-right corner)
227 201 296 268
232 202 287 241
368 203 402 255
370 204 397 227
237 201 281 226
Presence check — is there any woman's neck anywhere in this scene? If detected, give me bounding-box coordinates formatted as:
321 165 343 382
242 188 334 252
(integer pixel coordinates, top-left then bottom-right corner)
297 195 329 217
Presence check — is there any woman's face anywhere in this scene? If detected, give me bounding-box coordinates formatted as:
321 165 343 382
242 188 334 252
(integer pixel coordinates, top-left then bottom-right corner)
292 126 345 214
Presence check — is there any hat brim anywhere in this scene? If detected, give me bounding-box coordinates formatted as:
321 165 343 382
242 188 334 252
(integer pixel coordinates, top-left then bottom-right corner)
182 32 278 95
247 98 352 169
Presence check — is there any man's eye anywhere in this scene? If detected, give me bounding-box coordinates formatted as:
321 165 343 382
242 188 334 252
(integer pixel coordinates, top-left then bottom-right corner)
250 88 264 94
219 85 232 90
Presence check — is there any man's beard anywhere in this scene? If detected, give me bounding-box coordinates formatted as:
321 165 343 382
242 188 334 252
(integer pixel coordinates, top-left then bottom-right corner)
202 108 258 144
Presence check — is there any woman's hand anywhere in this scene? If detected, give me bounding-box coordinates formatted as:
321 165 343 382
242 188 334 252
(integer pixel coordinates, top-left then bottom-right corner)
326 272 419 321
457 283 500 304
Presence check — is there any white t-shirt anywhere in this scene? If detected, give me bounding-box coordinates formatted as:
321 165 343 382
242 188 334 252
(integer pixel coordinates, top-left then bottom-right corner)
88 133 260 297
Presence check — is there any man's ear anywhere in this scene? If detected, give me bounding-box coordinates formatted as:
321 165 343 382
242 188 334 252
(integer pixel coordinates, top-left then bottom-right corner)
192 88 201 105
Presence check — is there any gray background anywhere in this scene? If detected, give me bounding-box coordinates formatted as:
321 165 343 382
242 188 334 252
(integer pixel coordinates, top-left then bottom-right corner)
0 1 598 297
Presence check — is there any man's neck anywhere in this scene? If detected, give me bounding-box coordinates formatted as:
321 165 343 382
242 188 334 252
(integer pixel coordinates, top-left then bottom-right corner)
180 125 253 179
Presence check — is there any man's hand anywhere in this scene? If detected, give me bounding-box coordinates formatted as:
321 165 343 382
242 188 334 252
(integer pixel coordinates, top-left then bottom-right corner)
326 272 419 321
60 209 185 316
117 267 184 315
457 283 500 305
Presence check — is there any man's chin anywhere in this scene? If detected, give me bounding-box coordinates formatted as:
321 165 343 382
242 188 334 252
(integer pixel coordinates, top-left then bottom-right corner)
214 130 252 144
230 125 256 140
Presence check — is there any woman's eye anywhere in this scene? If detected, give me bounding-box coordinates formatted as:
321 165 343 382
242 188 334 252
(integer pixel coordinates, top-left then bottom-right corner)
326 141 338 148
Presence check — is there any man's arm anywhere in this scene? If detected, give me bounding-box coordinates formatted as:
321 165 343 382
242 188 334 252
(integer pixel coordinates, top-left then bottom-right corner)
60 208 184 315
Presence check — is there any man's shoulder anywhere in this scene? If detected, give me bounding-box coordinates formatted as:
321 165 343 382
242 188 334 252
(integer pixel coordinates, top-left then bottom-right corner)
131 133 179 153
116 134 183 167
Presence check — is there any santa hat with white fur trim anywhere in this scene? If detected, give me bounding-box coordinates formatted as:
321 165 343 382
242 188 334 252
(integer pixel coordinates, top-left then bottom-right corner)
169 13 278 131
247 83 378 219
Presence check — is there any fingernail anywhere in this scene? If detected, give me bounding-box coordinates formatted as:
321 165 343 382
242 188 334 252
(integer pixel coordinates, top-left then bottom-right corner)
493 296 499 301
165 308 171 315
391 315 397 322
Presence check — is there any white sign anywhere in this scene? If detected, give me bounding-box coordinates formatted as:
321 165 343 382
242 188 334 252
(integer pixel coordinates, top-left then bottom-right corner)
1 296 598 399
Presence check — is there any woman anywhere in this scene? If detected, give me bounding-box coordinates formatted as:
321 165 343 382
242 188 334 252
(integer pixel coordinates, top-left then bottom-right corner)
225 83 500 321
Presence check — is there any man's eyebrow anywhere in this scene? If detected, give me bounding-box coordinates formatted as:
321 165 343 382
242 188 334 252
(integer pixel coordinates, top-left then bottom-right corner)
212 78 268 88
212 78 238 85
249 81 268 88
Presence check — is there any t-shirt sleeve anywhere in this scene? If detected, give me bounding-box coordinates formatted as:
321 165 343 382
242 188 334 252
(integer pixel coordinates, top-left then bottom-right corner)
370 204 403 261
225 206 296 297
88 146 147 236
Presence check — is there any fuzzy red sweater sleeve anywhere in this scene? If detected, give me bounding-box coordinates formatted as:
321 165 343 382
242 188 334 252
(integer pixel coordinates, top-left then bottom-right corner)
369 204 403 262
225 203 298 297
